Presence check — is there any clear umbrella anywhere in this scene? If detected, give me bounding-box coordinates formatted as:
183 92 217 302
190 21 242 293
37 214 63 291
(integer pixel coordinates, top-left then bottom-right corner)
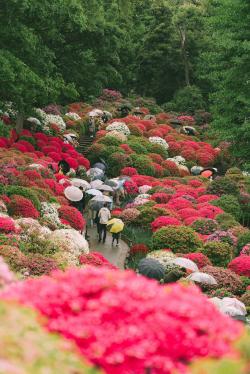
70 178 91 189
187 272 217 285
86 189 103 196
221 298 246 315
90 180 104 189
98 185 114 192
91 195 112 203
64 186 83 202
87 168 104 180
171 258 198 272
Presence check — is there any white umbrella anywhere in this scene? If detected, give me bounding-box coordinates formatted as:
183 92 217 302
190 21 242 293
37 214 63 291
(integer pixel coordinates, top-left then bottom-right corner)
86 189 103 196
88 109 103 117
91 195 112 203
71 178 91 189
171 258 198 272
90 180 104 189
187 272 217 285
64 186 83 202
221 298 246 315
98 184 114 192
220 306 245 317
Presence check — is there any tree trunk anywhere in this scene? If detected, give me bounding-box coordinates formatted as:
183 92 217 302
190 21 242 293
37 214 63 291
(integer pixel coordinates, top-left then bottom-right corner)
16 112 24 134
179 27 190 86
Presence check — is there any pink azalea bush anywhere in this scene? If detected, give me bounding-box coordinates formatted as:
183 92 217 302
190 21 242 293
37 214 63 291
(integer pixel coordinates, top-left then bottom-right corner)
151 216 181 232
228 256 250 277
1 267 242 373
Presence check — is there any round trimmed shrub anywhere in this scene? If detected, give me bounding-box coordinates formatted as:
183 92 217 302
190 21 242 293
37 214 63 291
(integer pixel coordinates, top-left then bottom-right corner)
152 226 203 253
151 216 181 232
201 241 233 267
228 256 250 277
130 154 155 176
98 136 122 147
202 265 244 295
211 195 241 220
207 177 239 196
216 213 238 230
127 140 148 154
8 195 40 219
191 219 218 235
136 206 169 226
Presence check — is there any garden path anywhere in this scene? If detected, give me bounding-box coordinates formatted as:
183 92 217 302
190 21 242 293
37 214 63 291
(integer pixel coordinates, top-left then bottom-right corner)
88 227 129 269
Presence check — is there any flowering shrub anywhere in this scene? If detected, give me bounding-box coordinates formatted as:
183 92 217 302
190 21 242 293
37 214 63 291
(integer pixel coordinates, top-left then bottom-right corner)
202 241 233 267
121 167 137 176
240 243 250 256
202 265 244 295
151 216 181 232
152 226 203 253
151 192 171 204
206 230 237 247
241 291 250 309
207 177 239 197
106 122 130 136
65 112 81 121
8 195 39 219
1 267 241 373
191 219 218 235
130 244 149 254
147 249 175 268
124 180 139 195
0 216 17 233
119 208 140 223
179 252 212 269
79 252 117 269
100 88 122 101
228 256 250 277
24 254 58 276
0 245 26 272
0 300 95 373
211 195 242 220
58 206 85 231
148 136 169 150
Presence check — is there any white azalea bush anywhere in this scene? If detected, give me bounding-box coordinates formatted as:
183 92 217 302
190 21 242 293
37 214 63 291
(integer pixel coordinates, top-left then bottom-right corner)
148 136 169 150
40 202 63 228
35 109 66 132
65 112 81 121
48 229 89 256
106 122 130 136
105 130 127 142
167 156 186 166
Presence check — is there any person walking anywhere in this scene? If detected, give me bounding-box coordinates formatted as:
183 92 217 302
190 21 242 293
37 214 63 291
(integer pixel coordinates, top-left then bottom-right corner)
98 203 111 243
107 218 124 247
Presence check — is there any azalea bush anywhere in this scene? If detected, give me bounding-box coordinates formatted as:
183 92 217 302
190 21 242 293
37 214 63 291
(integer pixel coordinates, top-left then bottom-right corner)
151 216 181 232
1 267 243 374
178 252 212 269
207 177 239 196
152 226 203 253
211 194 242 220
8 195 40 219
191 219 218 235
202 241 233 267
58 206 85 231
228 256 250 277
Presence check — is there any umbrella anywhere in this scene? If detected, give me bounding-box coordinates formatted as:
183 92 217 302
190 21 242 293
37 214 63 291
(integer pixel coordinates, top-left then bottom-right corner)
71 178 91 189
87 168 104 180
107 218 124 233
89 200 105 211
86 189 103 196
221 298 246 315
99 184 114 192
91 195 112 203
105 179 120 190
90 180 104 189
186 272 217 285
171 258 198 272
88 109 103 117
201 170 213 178
64 186 83 202
220 306 245 317
191 166 204 176
93 162 106 171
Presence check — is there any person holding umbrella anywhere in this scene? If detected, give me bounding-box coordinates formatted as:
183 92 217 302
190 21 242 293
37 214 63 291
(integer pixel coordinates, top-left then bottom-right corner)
107 218 124 247
98 203 111 243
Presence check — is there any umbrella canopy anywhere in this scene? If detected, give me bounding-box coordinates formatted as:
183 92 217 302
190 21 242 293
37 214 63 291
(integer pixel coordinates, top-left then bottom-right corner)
191 166 204 176
71 178 91 189
201 170 213 178
107 218 124 233
91 195 112 203
171 258 198 272
220 306 245 317
99 184 114 192
93 162 106 171
64 186 83 202
221 298 246 315
186 272 217 285
88 109 103 117
90 180 104 189
105 179 120 190
86 189 103 196
138 258 165 281
87 168 104 180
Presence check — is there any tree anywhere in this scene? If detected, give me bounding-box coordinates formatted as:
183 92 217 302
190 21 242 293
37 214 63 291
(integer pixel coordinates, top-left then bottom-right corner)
201 0 250 163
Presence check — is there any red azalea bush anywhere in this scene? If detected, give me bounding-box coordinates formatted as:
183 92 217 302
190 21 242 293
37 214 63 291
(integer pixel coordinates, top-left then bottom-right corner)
130 244 149 254
124 180 139 195
111 208 123 217
79 252 117 269
121 167 138 176
167 197 193 210
8 195 39 219
228 256 250 277
151 216 181 232
179 252 212 269
1 267 242 374
0 217 17 233
58 206 85 231
24 254 59 276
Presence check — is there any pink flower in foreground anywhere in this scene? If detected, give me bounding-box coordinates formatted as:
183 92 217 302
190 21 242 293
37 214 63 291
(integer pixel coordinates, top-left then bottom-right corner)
1 267 242 374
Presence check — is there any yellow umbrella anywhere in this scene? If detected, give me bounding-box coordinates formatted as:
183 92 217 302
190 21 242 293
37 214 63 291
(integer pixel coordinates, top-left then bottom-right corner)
107 218 124 233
